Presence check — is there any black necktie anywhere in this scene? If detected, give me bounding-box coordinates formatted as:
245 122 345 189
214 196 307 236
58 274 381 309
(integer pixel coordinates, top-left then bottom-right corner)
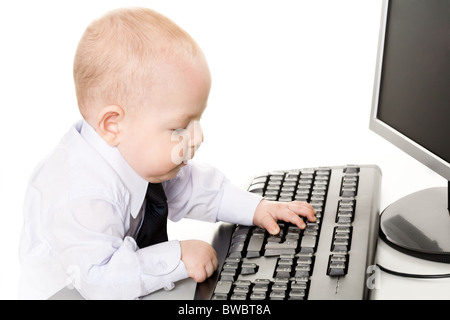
136 183 169 248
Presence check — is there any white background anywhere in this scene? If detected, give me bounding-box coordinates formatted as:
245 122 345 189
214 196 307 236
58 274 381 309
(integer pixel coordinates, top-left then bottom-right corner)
0 0 448 299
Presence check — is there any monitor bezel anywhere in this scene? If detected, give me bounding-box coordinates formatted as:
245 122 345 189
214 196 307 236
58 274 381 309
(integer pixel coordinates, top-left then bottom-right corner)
369 0 450 182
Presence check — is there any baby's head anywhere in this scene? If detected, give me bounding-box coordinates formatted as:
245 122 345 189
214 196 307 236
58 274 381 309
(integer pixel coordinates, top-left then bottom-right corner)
74 7 211 183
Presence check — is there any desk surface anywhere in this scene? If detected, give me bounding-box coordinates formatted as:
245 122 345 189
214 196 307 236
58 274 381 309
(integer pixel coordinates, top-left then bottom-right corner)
371 239 450 300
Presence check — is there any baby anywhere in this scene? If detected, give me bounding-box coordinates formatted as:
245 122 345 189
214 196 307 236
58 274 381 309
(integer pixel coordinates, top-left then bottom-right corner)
19 7 316 299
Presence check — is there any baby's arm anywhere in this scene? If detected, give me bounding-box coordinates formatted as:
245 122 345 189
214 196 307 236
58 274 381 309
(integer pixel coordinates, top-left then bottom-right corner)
253 199 316 235
179 240 218 282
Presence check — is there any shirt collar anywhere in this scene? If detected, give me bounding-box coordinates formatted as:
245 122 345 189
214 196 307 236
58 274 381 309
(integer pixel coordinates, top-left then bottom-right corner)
78 120 148 218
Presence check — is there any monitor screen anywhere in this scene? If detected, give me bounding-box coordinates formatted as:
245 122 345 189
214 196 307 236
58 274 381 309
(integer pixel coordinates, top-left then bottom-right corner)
370 0 450 181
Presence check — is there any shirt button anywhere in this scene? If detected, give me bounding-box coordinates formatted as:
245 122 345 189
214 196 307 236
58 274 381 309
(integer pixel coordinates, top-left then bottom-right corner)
164 282 175 291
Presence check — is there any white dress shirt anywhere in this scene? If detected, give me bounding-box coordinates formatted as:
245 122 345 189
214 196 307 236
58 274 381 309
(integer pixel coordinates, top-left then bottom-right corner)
19 120 262 300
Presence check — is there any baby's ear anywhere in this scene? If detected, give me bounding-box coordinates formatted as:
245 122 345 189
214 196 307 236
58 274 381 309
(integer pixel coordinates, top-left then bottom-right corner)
95 105 125 146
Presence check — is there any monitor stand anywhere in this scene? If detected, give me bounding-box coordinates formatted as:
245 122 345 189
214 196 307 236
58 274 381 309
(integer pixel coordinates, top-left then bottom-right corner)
379 181 450 263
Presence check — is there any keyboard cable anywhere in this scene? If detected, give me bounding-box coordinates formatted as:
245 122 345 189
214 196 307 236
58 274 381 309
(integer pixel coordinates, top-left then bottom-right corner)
376 264 450 279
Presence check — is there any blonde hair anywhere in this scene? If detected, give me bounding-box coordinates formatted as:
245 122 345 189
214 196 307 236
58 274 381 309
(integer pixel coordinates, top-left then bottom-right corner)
73 7 199 120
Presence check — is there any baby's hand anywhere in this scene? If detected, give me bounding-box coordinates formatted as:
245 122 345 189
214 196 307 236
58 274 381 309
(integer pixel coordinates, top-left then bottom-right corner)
253 200 316 235
180 240 218 283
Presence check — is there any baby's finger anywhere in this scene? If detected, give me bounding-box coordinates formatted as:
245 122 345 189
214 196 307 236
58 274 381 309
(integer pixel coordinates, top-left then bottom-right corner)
288 202 317 222
205 261 216 279
211 253 219 273
274 206 307 230
259 214 281 235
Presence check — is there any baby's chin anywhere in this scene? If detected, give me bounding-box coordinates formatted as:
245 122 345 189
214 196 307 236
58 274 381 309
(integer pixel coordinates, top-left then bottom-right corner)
146 161 188 183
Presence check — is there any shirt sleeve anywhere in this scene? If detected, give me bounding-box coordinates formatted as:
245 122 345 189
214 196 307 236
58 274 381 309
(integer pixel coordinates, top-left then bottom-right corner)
164 161 262 226
48 197 188 300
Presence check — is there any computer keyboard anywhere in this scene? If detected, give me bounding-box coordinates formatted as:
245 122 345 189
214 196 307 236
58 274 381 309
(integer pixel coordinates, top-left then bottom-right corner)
195 165 381 300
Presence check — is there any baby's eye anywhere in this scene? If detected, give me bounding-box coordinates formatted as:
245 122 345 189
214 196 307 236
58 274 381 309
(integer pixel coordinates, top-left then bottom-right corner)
171 126 187 132
173 121 189 129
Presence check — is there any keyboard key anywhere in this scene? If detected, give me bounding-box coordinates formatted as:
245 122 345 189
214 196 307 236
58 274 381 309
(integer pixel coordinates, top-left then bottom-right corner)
328 262 347 276
272 283 287 292
278 258 294 266
248 182 265 195
253 283 269 293
275 266 292 278
332 238 350 252
241 263 258 275
295 264 311 277
214 280 233 295
231 293 247 300
330 254 348 264
220 270 236 281
233 225 251 238
291 281 308 291
341 187 357 197
296 252 314 265
273 277 290 284
289 289 306 300
300 235 317 251
264 240 298 256
327 253 349 276
228 242 245 258
222 262 238 270
269 291 286 300
344 165 360 173
250 293 266 300
246 234 265 258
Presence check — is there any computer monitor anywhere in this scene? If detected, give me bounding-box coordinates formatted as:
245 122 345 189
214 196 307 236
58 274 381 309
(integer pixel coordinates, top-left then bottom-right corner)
370 0 450 263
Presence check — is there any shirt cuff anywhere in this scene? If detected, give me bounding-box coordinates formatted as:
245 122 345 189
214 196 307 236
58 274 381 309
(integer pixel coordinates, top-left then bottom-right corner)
217 182 263 226
136 240 188 293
